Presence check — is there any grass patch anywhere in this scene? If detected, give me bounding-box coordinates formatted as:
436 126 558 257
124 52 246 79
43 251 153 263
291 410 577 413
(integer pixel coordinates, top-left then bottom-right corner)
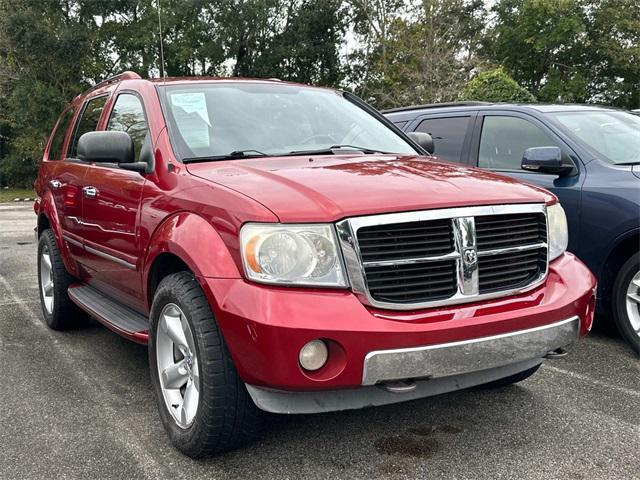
0 188 36 203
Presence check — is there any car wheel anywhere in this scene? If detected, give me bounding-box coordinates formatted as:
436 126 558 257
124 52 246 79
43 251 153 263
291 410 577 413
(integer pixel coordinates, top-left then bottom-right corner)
149 271 263 458
476 364 541 389
37 229 88 330
612 254 640 354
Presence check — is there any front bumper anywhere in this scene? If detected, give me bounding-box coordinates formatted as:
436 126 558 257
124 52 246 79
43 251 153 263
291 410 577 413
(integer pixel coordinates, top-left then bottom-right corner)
200 252 596 394
246 358 543 414
362 316 578 385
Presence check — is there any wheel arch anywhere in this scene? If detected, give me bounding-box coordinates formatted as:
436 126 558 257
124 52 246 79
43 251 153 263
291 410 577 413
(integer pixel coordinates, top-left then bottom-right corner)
35 191 78 276
142 212 242 307
37 212 51 236
36 191 60 239
598 228 640 310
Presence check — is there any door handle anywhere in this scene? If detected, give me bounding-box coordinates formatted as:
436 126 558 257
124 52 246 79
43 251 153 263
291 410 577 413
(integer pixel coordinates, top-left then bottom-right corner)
82 186 99 199
49 179 62 190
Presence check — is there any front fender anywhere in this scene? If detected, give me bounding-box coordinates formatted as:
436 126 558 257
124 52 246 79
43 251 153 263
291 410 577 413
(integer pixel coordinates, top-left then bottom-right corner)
142 212 242 301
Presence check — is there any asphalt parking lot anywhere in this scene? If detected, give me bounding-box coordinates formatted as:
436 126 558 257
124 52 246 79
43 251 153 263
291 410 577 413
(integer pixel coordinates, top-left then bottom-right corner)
0 202 638 480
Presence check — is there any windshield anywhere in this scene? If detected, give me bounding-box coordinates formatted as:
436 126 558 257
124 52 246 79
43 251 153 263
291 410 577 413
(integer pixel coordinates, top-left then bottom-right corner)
158 82 417 161
549 110 640 164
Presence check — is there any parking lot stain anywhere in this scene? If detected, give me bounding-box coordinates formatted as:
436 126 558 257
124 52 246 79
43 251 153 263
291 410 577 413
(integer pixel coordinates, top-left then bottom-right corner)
375 434 439 457
374 424 462 458
409 424 463 436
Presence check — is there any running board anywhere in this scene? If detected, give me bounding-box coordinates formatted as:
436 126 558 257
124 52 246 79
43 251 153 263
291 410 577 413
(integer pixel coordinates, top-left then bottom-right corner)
68 284 149 344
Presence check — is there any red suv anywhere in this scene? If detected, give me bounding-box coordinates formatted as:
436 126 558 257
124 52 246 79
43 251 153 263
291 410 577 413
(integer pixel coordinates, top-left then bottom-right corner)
34 72 596 457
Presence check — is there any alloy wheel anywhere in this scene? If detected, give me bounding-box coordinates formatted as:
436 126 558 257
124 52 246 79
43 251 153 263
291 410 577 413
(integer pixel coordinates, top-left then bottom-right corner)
156 303 200 429
625 269 640 338
39 244 54 315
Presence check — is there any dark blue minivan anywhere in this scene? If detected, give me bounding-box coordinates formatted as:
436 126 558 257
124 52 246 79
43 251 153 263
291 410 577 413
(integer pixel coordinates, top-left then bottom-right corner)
385 103 640 353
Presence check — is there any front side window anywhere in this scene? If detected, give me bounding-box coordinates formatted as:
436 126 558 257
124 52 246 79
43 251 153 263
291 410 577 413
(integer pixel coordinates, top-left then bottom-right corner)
68 95 108 158
478 116 559 170
158 83 418 161
550 110 640 165
107 93 148 160
416 116 470 163
48 108 75 160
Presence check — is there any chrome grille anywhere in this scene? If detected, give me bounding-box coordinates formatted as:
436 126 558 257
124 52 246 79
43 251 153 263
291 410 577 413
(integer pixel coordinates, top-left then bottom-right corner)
357 218 454 262
365 260 457 303
336 204 549 311
475 213 547 250
476 213 547 293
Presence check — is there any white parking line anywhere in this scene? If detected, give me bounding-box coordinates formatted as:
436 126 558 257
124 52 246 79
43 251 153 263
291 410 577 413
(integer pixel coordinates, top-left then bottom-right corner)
544 364 640 398
0 273 168 480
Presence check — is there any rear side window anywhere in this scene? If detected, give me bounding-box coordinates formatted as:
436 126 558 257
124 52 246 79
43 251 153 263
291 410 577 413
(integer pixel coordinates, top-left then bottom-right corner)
415 116 470 163
47 108 75 160
107 93 149 161
68 95 108 158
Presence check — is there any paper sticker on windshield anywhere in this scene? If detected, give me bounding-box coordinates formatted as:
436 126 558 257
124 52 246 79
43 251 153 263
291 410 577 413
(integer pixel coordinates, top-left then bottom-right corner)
170 92 211 149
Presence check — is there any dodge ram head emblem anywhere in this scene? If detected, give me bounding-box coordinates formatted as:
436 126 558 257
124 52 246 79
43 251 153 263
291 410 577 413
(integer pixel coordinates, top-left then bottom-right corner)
463 248 478 264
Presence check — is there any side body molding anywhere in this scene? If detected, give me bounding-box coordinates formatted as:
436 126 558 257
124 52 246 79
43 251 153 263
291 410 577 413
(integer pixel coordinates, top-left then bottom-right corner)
142 212 242 303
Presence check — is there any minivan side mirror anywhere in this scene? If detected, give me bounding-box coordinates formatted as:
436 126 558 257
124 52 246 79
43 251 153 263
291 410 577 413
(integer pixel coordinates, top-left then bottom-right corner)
407 131 435 154
521 146 573 176
77 131 135 165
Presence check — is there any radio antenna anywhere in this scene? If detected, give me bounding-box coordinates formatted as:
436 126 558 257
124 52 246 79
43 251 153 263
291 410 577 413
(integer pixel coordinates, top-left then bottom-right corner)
156 0 166 80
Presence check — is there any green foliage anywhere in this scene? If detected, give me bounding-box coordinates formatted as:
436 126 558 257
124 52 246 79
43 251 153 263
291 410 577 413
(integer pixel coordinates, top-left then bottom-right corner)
484 0 588 101
587 0 640 108
348 0 488 109
484 0 640 107
0 0 638 187
0 188 35 202
0 0 346 187
460 68 536 103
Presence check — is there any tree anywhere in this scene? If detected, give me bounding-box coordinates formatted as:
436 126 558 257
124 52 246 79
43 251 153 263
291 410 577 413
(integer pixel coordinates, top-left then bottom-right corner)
484 0 589 103
0 0 347 187
460 67 536 102
0 0 106 186
348 0 487 108
587 0 640 108
238 0 346 85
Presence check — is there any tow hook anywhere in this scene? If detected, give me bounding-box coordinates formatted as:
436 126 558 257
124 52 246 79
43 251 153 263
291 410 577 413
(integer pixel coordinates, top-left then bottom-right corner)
544 347 569 359
379 380 417 393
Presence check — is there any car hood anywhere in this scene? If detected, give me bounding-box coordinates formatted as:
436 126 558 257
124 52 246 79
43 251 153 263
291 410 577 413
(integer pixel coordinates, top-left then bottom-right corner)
186 154 554 222
632 164 640 181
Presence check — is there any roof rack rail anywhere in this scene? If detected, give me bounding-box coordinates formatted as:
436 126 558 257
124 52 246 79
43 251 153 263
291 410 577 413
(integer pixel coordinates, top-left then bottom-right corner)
79 71 142 98
382 101 491 114
96 71 141 88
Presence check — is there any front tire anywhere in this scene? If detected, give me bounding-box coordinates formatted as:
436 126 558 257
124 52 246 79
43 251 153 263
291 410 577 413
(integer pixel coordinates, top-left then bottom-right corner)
149 272 263 458
37 229 88 330
612 254 640 354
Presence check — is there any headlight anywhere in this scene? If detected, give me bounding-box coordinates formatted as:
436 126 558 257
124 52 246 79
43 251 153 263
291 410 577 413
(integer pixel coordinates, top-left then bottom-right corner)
240 223 347 287
547 203 568 261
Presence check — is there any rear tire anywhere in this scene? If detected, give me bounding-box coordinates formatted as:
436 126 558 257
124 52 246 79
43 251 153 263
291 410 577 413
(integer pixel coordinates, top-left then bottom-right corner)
477 364 541 389
612 254 640 354
149 272 263 458
37 229 88 330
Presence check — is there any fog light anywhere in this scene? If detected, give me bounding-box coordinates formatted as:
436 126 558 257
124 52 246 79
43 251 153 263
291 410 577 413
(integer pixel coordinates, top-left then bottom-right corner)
299 339 328 371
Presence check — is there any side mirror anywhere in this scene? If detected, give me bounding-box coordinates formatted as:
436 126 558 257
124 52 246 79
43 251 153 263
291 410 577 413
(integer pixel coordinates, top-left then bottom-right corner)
77 131 134 164
407 131 435 154
521 146 573 176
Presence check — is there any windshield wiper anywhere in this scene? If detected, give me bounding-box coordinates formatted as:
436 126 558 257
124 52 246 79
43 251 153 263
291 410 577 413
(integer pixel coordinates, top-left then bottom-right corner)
285 145 391 156
182 149 269 163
